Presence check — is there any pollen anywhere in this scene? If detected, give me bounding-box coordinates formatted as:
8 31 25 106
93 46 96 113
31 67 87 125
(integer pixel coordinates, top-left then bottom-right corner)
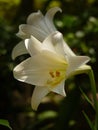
49 70 61 78
56 71 60 77
47 70 64 87
46 58 68 88
49 71 55 78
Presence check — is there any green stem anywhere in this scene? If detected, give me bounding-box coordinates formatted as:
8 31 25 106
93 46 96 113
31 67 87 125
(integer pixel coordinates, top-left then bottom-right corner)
68 65 98 129
73 65 98 130
88 69 98 130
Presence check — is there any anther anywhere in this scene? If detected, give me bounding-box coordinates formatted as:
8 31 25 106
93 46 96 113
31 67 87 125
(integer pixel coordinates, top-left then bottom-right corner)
56 71 60 77
49 71 55 78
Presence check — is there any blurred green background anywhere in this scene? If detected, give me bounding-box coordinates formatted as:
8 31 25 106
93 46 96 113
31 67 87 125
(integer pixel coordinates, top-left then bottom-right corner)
0 0 98 130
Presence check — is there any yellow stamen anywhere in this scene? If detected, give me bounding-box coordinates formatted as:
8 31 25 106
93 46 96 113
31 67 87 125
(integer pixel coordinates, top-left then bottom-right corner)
46 57 68 88
56 71 60 77
47 70 66 87
49 71 55 78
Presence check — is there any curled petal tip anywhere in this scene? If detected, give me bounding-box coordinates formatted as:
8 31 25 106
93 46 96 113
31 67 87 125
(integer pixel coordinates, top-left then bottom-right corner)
27 10 43 24
82 56 91 64
87 56 91 62
57 7 62 13
16 24 27 39
51 7 62 13
46 7 62 18
12 41 28 60
53 31 63 38
52 31 63 44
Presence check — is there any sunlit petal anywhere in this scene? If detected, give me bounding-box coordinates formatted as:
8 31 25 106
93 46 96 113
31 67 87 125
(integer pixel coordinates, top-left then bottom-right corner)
42 31 65 56
13 57 50 86
13 50 67 86
66 56 90 76
25 36 42 56
31 86 49 110
12 41 28 60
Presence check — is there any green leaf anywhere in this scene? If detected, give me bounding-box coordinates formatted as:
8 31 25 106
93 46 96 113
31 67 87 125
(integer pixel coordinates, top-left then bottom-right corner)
79 87 93 107
83 111 95 130
0 119 12 130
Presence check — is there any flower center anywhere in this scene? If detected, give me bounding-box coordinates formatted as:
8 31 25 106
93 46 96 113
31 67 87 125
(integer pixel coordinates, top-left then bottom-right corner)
46 68 67 88
49 71 60 78
44 54 68 88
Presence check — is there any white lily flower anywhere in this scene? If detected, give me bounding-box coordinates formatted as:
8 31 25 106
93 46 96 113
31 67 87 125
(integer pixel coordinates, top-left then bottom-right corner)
12 7 62 60
13 31 90 110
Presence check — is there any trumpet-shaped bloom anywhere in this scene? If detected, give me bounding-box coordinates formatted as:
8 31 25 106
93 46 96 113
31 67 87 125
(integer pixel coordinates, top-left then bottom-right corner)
12 7 61 60
13 31 90 110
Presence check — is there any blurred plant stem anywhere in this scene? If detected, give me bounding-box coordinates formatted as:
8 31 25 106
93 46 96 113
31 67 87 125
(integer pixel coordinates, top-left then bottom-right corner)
54 66 98 130
88 69 98 130
54 86 81 130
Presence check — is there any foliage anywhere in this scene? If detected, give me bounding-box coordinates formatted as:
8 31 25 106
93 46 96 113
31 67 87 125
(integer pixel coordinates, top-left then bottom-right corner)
0 0 98 130
0 119 12 130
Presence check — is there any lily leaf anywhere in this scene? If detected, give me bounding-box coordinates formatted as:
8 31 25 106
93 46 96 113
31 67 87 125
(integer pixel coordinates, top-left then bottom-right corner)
80 87 93 107
0 119 12 130
83 111 95 130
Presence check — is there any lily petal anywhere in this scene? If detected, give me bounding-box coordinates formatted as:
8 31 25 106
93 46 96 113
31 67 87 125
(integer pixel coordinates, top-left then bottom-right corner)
31 86 49 110
13 57 50 86
17 24 47 41
66 56 90 76
42 31 74 57
69 65 91 77
13 50 67 86
12 41 28 60
42 31 65 56
51 32 65 56
45 7 62 32
27 10 50 34
27 10 43 25
25 36 42 56
63 40 75 57
52 81 66 96
27 7 61 35
42 32 57 53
